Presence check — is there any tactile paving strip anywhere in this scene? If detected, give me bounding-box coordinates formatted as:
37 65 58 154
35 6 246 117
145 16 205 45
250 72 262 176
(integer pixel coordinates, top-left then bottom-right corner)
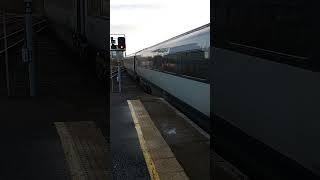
55 121 110 180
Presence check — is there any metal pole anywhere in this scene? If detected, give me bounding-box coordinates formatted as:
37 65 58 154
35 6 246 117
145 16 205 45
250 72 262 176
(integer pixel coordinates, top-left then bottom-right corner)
111 76 114 92
2 11 11 96
111 66 114 92
25 0 36 96
118 60 121 93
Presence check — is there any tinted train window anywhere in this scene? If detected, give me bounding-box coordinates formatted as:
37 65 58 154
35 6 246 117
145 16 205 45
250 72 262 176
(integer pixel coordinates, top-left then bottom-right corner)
153 55 163 71
227 0 308 57
163 55 179 74
181 51 208 80
139 56 152 69
135 56 141 66
147 56 153 69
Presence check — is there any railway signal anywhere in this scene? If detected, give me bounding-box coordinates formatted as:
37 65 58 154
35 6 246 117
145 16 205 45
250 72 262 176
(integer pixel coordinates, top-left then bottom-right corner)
117 37 126 50
110 34 126 93
111 44 117 49
111 37 117 49
110 34 126 51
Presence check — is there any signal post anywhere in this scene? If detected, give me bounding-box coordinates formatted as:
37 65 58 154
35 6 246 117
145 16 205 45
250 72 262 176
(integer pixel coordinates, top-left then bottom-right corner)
110 34 126 93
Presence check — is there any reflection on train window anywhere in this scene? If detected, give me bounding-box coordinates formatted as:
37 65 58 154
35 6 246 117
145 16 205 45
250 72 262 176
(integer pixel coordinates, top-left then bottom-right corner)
227 0 308 57
147 57 153 69
163 55 179 74
124 57 134 69
139 56 152 69
153 55 163 71
181 51 208 80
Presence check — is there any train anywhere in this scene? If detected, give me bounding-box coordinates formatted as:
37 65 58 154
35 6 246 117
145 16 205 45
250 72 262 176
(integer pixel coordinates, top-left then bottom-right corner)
124 3 320 178
212 0 319 179
123 24 210 131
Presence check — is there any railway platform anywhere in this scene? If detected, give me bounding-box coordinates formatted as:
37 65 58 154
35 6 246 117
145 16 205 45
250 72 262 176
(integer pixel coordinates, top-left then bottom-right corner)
0 12 249 180
111 71 247 180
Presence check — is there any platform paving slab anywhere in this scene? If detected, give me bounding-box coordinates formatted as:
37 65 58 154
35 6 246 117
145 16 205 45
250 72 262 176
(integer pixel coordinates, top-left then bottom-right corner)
55 121 110 180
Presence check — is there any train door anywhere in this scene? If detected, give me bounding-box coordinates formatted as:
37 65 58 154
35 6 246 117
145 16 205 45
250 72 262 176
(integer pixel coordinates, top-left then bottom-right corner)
133 56 136 73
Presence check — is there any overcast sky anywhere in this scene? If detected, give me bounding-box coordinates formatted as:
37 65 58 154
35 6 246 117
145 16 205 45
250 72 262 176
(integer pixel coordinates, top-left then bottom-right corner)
110 0 210 54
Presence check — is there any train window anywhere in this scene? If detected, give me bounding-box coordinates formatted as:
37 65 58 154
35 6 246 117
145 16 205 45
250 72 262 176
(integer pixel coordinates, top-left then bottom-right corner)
153 55 163 71
163 55 179 74
139 57 145 68
181 50 208 80
227 0 309 58
135 56 140 66
139 56 152 69
148 56 154 69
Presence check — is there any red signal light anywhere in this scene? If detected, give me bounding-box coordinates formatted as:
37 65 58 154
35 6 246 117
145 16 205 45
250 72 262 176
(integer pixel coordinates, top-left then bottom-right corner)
118 37 126 49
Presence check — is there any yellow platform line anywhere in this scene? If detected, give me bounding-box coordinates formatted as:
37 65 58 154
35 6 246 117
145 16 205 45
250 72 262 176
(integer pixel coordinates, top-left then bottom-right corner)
128 100 161 180
128 100 189 180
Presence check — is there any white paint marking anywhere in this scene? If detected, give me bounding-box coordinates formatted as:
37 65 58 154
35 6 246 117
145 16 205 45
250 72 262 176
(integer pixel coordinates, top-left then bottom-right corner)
158 97 210 139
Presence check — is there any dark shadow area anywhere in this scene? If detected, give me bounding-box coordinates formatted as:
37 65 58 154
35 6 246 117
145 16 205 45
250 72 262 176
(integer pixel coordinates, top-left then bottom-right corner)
211 0 320 180
0 0 110 179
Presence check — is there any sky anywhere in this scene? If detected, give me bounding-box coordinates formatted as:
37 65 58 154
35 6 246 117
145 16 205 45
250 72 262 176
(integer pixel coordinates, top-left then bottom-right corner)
110 0 210 55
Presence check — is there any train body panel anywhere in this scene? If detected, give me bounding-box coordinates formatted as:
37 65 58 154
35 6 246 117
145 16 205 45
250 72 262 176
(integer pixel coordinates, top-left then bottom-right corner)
125 13 319 178
124 24 210 119
212 0 319 178
213 47 320 176
136 67 210 116
123 55 135 76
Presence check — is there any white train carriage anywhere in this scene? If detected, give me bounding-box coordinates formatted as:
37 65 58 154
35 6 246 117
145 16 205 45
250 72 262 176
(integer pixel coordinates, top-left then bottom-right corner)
124 24 210 130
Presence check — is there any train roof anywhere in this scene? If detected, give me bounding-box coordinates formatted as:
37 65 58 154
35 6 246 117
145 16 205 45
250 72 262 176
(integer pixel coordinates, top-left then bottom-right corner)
125 53 135 58
135 23 210 55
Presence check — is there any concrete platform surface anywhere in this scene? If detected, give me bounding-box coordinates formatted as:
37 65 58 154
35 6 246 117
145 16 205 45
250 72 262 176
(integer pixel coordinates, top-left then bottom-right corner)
110 75 150 180
111 72 211 179
112 71 250 180
55 121 110 180
139 97 210 180
128 99 189 180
